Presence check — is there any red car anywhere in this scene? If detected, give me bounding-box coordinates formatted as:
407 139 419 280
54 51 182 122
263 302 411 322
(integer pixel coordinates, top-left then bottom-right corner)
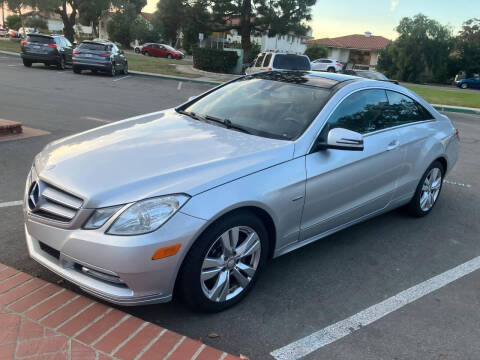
141 43 184 59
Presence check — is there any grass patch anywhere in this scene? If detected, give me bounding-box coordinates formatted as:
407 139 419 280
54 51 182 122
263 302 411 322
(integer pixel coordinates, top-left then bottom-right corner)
124 54 200 78
405 85 480 109
0 40 199 79
0 39 22 53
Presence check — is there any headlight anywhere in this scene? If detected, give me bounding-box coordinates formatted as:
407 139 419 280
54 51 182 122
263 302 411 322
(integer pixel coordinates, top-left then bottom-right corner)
106 195 190 236
83 205 123 230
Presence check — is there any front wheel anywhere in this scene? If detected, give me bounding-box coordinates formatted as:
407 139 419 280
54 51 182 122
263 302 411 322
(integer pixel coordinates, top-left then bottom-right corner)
144 51 149 56
406 161 444 217
122 62 128 75
461 83 468 89
327 67 335 73
110 64 116 77
57 56 65 70
179 211 269 312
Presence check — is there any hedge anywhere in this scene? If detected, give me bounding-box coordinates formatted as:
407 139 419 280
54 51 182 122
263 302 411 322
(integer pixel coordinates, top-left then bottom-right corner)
193 47 238 73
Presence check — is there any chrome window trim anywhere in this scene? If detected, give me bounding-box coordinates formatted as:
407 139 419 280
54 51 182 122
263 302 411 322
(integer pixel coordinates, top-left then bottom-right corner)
307 86 437 153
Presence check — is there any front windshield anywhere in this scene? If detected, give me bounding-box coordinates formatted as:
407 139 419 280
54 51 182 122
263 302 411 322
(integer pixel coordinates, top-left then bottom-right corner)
182 77 330 140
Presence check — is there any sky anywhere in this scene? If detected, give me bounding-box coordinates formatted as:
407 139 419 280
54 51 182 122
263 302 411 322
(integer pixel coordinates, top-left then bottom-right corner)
144 0 479 40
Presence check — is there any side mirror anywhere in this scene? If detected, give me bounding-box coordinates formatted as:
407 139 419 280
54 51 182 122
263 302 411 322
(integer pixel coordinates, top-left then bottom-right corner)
317 128 364 151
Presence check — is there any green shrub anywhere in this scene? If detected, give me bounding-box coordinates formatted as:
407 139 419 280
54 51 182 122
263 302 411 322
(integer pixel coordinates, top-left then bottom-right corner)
304 43 328 61
193 47 239 73
6 15 21 31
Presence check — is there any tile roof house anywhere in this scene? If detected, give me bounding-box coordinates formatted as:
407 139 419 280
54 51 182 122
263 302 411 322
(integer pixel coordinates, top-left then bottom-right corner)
306 32 391 69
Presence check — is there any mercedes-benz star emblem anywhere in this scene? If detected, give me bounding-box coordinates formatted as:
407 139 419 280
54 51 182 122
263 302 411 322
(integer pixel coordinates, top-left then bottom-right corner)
28 182 40 211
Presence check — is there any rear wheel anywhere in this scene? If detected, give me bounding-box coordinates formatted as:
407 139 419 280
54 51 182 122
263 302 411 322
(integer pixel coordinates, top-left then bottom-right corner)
461 83 468 89
73 66 81 74
57 56 65 70
406 161 444 217
327 67 335 73
135 48 140 54
179 211 269 312
23 59 32 67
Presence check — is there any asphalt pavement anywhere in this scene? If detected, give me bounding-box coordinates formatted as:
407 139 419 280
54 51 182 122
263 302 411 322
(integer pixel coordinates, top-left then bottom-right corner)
1 55 480 359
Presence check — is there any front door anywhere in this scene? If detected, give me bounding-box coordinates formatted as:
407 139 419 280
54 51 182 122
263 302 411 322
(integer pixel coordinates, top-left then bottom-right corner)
301 89 404 241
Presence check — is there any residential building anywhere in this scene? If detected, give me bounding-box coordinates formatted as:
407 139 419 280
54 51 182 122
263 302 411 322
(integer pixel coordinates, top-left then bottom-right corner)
306 32 390 68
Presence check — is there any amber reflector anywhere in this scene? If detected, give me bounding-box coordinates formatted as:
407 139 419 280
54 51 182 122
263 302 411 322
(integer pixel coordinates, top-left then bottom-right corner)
152 244 182 260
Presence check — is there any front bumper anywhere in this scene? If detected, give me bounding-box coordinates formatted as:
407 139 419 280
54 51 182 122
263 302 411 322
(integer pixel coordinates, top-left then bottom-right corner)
25 209 206 306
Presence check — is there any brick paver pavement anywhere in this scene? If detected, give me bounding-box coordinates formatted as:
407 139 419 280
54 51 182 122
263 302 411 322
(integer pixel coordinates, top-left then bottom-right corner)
0 264 241 360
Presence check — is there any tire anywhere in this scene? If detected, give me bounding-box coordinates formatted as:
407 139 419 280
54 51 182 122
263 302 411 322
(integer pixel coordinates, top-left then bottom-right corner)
144 51 149 56
23 59 32 67
122 62 128 75
167 54 172 59
461 83 468 89
91 69 97 74
135 48 140 54
406 160 445 217
57 56 65 70
110 64 116 77
327 67 335 73
178 211 269 312
73 66 81 74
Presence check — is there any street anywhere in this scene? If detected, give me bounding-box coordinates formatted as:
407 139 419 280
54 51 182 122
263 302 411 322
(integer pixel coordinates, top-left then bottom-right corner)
1 55 480 359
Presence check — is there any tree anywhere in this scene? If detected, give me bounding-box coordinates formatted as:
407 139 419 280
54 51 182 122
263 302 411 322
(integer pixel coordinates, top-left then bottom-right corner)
25 15 48 29
210 0 316 62
181 0 211 53
77 0 110 37
377 14 453 83
33 0 79 41
107 0 147 47
6 14 21 29
153 0 184 46
456 18 480 77
7 0 33 34
304 43 328 60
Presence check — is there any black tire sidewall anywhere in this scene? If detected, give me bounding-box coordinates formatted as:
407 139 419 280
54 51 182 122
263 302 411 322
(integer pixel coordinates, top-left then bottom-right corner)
407 161 444 217
179 211 269 312
57 57 65 70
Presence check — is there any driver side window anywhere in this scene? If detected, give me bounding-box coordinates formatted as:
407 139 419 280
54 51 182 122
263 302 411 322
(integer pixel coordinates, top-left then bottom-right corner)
326 89 388 134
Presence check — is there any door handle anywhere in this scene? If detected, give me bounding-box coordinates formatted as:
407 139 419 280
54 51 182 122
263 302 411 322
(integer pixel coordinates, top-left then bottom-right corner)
387 140 399 151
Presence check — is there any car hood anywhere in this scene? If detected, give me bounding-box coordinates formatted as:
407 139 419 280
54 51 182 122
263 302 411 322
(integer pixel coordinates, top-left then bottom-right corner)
35 110 294 208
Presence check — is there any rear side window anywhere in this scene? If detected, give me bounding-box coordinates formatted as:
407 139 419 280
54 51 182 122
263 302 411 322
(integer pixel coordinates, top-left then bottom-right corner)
385 91 433 124
263 53 272 67
79 43 110 51
255 53 265 67
27 36 53 44
326 89 389 134
273 54 310 70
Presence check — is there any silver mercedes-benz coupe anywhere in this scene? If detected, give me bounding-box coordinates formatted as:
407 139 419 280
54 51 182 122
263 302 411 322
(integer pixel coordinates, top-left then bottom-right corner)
24 71 459 312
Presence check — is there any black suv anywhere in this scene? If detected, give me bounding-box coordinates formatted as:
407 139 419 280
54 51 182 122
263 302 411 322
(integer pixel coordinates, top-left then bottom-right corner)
72 40 128 76
21 34 73 70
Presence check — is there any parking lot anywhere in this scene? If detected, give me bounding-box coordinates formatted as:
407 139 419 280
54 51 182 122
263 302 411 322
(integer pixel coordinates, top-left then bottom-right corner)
1 55 480 359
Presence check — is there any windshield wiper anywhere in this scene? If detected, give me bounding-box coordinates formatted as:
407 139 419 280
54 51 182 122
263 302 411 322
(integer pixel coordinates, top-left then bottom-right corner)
204 115 253 135
176 109 205 121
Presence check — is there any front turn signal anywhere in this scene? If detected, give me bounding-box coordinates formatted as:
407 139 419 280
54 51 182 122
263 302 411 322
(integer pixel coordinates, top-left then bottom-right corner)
152 244 182 260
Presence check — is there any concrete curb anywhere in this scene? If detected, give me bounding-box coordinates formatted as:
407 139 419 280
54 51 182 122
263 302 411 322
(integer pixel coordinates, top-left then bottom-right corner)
0 50 222 85
0 263 240 360
433 104 480 116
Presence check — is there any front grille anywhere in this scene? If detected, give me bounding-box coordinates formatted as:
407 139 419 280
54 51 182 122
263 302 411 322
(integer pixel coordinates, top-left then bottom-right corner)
39 241 60 260
30 182 83 222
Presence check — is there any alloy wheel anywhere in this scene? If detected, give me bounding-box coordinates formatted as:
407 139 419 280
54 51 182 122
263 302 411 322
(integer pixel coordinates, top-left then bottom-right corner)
200 226 261 302
420 167 442 212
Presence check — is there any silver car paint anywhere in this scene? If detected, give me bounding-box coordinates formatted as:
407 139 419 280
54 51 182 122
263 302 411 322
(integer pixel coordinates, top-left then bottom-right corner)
25 76 458 305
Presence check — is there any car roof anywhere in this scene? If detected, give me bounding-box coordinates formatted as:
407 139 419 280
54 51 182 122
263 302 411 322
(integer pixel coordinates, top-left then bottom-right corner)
82 40 112 45
246 70 359 89
27 33 57 38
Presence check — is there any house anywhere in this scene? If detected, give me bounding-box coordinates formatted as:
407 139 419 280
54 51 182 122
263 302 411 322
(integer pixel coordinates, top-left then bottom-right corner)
23 11 92 34
306 32 390 69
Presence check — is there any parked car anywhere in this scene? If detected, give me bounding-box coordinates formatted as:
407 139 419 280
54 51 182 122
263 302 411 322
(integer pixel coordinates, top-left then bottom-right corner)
24 71 458 312
245 52 311 74
72 40 128 76
21 34 73 70
8 29 21 38
0 28 7 37
311 58 343 73
141 43 184 59
134 43 152 54
455 75 480 89
18 27 38 37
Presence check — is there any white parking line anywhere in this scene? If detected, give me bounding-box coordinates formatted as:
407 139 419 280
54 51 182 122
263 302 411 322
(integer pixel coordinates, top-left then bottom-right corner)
270 255 480 360
444 180 472 188
112 75 131 82
177 81 182 90
82 116 113 124
0 200 23 208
